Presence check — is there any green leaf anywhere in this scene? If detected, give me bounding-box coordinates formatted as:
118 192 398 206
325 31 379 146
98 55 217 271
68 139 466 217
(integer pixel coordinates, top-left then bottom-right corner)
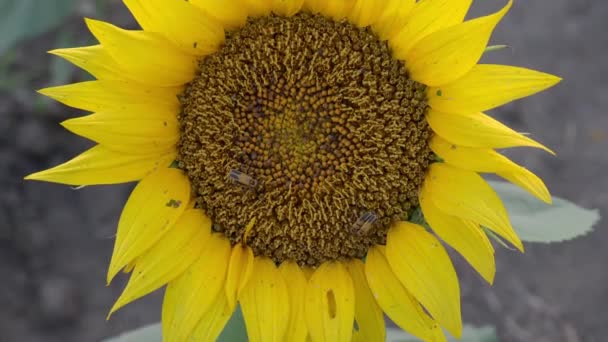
0 0 76 55
386 325 498 342
105 319 495 342
217 305 248 342
103 324 162 342
488 181 600 243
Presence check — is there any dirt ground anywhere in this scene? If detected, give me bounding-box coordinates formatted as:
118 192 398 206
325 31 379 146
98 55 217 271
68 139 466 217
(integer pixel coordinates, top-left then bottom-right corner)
1 0 606 341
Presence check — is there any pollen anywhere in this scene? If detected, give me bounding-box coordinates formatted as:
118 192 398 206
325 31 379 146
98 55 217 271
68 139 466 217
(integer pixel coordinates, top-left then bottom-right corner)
177 13 433 266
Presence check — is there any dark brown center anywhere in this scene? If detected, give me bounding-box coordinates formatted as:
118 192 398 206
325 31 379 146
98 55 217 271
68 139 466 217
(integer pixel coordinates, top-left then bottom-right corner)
177 13 433 266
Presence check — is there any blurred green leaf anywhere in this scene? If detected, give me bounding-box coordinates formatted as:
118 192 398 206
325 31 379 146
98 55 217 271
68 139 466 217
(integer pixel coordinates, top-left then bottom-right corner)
104 322 496 342
387 325 498 342
489 181 600 243
0 0 76 55
106 320 496 342
217 305 248 342
103 324 161 342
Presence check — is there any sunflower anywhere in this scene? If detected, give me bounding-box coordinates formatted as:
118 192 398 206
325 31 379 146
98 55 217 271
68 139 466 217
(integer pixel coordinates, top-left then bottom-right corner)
27 0 561 341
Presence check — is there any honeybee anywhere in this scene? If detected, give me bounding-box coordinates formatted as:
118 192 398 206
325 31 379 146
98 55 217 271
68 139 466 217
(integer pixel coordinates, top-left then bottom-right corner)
351 211 377 235
229 170 259 188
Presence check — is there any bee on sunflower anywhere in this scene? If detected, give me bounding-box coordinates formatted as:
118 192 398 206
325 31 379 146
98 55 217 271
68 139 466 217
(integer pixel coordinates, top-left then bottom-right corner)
27 0 561 341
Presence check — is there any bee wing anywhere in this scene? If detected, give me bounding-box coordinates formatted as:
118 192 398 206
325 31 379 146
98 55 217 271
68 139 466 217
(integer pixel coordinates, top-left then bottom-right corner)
229 169 258 187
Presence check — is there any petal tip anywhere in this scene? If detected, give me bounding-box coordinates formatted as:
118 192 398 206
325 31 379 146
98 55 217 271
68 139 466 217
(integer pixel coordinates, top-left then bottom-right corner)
108 302 121 318
507 224 525 253
24 170 50 182
36 88 51 96
37 87 65 100
83 17 99 31
543 145 557 156
85 17 113 37
552 75 564 84
484 268 497 285
107 264 121 285
84 17 101 26
59 118 79 132
515 240 525 253
442 309 464 339
59 119 71 129
47 48 62 56
452 324 464 340
541 73 563 89
105 309 115 321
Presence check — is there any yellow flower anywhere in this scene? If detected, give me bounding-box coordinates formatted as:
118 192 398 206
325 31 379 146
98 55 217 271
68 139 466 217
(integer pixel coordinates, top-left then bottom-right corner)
26 0 560 341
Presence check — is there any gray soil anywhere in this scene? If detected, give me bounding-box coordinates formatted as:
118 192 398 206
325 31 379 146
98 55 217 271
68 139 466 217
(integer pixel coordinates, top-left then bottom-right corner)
1 0 606 341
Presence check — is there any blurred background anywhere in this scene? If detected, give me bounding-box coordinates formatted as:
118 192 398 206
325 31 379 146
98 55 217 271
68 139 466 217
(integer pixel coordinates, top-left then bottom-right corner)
0 0 606 341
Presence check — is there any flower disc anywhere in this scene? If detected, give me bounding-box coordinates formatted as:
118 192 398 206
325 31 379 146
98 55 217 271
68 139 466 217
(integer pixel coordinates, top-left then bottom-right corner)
178 13 433 266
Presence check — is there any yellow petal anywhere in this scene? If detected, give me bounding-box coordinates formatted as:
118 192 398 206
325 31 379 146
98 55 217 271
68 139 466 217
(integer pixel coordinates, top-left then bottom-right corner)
407 1 512 86
365 246 446 342
108 210 212 316
386 222 462 338
272 0 305 17
302 266 315 280
305 0 356 21
372 0 416 40
419 194 495 284
424 163 524 251
429 64 562 114
305 262 355 342
497 168 552 205
391 0 472 59
162 234 232 342
188 292 235 342
49 45 125 80
426 109 554 154
244 0 273 17
86 19 197 86
190 0 249 29
344 259 385 342
61 112 179 155
348 0 387 28
123 0 224 56
430 135 519 173
123 260 136 274
241 257 290 342
430 136 551 203
225 243 255 309
327 0 357 20
243 217 256 242
38 80 181 114
107 168 191 283
302 0 324 14
279 261 308 342
24 145 175 186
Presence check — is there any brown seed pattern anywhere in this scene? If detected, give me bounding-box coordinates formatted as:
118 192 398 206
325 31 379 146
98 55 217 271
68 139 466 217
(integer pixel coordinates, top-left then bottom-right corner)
177 13 434 266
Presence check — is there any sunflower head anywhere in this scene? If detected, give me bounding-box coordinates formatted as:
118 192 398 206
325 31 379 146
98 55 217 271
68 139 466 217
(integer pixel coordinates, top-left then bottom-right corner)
178 12 434 266
27 0 560 341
